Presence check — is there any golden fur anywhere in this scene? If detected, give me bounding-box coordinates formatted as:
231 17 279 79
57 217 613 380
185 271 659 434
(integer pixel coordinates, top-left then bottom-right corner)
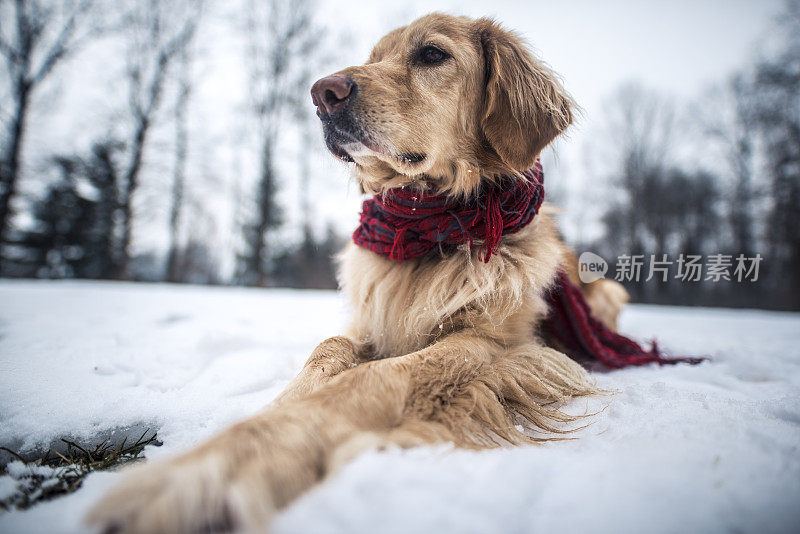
87 13 629 533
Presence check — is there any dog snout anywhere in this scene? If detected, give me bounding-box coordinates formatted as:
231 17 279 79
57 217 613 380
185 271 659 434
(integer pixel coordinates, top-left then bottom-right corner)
311 75 356 119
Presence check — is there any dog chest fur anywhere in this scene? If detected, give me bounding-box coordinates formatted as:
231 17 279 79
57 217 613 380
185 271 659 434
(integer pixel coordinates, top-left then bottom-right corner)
338 209 565 358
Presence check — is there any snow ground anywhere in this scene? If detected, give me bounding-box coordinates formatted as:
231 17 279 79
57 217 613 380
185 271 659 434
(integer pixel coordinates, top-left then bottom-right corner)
0 280 799 533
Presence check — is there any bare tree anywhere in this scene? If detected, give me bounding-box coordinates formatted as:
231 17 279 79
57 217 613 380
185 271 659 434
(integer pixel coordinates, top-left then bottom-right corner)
297 117 315 247
169 183 221 285
117 0 202 278
0 0 97 253
236 0 323 286
165 46 193 283
600 82 676 254
696 73 758 256
752 0 800 307
593 83 732 304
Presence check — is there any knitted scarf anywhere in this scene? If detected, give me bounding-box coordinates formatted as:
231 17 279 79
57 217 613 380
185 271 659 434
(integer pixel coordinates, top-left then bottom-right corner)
353 161 545 263
352 159 702 369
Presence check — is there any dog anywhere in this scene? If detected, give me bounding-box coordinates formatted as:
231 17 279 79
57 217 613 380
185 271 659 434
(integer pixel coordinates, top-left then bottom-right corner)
87 13 629 533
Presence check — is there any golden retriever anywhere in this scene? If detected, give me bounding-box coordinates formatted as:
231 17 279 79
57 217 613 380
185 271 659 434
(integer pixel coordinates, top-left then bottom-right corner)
88 12 628 533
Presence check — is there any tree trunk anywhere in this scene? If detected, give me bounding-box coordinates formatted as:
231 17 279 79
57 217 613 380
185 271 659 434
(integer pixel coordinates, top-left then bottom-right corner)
730 138 753 256
118 116 150 279
254 137 277 286
166 77 190 283
299 123 313 247
0 84 30 246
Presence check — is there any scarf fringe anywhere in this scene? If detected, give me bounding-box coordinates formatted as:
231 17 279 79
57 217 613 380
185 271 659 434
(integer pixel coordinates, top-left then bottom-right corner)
545 270 705 368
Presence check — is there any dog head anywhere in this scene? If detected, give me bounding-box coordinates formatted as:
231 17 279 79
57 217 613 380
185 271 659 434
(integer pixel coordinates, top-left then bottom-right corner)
311 13 574 195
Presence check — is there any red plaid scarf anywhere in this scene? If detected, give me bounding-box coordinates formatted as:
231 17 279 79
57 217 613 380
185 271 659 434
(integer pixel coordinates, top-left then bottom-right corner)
353 162 545 263
352 160 702 368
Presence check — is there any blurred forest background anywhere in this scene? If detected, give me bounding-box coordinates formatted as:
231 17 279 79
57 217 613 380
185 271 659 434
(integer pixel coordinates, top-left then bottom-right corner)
0 0 798 310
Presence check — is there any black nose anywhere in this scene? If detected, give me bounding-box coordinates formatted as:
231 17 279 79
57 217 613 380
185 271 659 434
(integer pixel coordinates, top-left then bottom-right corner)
311 75 355 118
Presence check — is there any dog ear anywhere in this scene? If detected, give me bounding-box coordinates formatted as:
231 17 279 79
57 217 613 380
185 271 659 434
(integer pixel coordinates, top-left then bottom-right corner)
476 19 574 170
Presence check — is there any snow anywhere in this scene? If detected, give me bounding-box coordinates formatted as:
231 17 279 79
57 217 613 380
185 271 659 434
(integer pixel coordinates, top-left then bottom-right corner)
0 476 18 502
1 280 799 533
5 461 59 480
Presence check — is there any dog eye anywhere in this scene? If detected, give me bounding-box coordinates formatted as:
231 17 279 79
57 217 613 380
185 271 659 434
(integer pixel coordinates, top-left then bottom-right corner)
418 46 449 65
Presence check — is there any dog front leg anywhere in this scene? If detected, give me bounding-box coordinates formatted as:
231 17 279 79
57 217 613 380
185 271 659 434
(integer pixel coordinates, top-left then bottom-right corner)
86 331 495 534
273 335 366 406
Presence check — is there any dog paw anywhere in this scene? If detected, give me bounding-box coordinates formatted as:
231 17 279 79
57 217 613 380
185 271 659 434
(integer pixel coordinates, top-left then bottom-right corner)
85 448 276 533
583 278 630 331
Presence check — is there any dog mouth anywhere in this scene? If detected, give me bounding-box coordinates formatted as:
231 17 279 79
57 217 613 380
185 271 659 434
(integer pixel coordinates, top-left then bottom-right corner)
324 130 427 168
321 115 426 167
325 136 355 163
326 131 380 164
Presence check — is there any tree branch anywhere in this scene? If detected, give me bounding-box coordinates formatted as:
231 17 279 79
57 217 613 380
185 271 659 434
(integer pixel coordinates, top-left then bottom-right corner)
0 32 21 65
31 0 94 85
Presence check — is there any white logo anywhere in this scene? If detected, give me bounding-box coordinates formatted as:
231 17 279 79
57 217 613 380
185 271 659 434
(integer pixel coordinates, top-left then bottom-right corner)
578 251 608 283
